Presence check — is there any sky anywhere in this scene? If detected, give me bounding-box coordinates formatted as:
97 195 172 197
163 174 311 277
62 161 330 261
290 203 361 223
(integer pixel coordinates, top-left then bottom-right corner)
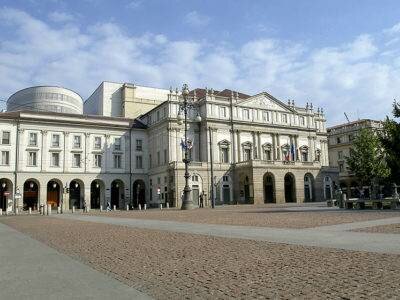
1 0 400 125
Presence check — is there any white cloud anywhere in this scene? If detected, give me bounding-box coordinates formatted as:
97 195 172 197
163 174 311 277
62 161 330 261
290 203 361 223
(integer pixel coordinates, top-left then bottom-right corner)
0 7 399 125
126 0 142 10
48 11 75 23
184 11 210 28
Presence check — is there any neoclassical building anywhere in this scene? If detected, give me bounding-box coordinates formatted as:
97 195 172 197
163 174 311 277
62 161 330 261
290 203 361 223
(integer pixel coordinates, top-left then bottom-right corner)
0 82 337 212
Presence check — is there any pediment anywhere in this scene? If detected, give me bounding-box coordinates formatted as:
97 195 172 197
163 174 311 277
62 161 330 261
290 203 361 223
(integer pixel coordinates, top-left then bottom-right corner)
238 93 292 112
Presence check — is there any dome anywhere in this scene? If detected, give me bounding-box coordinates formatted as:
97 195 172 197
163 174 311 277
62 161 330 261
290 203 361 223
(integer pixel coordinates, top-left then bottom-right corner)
7 86 83 115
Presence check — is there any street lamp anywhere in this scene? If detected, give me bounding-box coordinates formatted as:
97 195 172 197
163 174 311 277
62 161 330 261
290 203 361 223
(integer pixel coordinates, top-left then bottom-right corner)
177 83 202 210
1 182 5 189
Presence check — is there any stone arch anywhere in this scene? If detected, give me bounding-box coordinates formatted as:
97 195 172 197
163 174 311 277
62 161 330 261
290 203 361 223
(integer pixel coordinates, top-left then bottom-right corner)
304 173 314 202
0 178 13 212
69 179 85 209
90 179 105 209
47 179 63 208
23 179 40 210
284 173 296 203
133 179 146 208
263 172 275 203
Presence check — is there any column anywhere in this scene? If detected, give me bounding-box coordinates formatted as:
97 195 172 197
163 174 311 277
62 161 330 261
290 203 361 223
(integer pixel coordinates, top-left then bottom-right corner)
85 133 90 173
258 132 262 160
104 134 110 172
252 131 257 159
295 135 299 161
212 128 218 163
276 133 281 160
41 130 48 171
231 129 237 163
236 130 241 162
271 133 276 160
176 129 182 162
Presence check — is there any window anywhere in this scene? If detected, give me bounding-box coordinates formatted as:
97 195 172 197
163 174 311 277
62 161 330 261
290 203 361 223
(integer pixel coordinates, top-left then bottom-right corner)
51 134 60 148
73 154 81 167
28 151 37 166
299 116 305 126
114 137 121 151
243 109 250 119
192 175 199 182
1 151 9 165
157 177 161 185
222 175 229 182
29 133 38 146
282 114 288 123
302 151 308 162
94 154 102 167
1 131 10 145
73 135 81 149
263 147 272 161
164 149 167 164
348 134 354 142
157 151 160 165
113 154 121 168
51 152 60 167
336 137 341 144
220 107 227 117
221 147 229 163
136 155 143 169
94 137 102 149
136 139 142 151
149 179 152 186
339 162 344 172
157 110 160 121
338 151 343 160
315 150 321 162
163 107 167 117
262 112 269 122
244 148 251 161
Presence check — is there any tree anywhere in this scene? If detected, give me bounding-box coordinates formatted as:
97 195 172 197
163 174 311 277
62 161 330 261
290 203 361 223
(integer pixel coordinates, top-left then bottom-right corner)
345 128 390 195
380 101 400 184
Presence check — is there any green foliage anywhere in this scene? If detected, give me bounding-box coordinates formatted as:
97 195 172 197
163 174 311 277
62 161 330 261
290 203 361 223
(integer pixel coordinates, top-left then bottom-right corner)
345 128 390 187
380 101 400 184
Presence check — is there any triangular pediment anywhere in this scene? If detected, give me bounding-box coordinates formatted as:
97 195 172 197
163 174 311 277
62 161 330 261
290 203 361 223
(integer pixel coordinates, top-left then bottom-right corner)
238 92 293 112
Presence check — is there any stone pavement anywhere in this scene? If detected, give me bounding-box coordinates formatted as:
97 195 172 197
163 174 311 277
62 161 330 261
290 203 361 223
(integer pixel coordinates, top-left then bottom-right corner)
0 222 151 300
56 213 400 254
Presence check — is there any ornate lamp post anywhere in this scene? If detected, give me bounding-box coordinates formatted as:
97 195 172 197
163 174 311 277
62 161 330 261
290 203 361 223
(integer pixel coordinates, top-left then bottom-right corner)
177 84 201 210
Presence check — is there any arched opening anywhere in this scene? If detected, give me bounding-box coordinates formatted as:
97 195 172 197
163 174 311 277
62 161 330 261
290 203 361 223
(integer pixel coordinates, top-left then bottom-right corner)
191 174 203 207
90 180 104 209
263 173 275 203
111 180 124 209
284 173 296 203
23 179 39 210
0 179 13 212
324 176 333 200
69 180 84 209
304 173 314 202
47 179 62 208
132 180 146 208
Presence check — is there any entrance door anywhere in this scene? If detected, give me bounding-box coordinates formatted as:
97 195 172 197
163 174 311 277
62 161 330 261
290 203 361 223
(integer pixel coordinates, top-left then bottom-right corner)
222 185 230 204
192 186 199 207
265 185 274 203
47 191 59 208
244 184 250 203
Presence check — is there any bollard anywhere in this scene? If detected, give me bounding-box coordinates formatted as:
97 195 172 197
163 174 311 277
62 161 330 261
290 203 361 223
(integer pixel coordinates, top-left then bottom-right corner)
113 205 116 211
72 206 75 213
47 204 51 215
126 204 129 211
40 206 43 215
29 207 32 215
100 205 103 212
166 202 169 209
0 209 2 216
160 203 163 210
138 204 142 210
144 204 147 210
57 207 61 214
15 208 19 215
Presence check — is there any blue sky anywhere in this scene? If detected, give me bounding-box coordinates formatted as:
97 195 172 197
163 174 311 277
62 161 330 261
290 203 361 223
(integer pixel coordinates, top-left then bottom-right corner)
1 0 400 125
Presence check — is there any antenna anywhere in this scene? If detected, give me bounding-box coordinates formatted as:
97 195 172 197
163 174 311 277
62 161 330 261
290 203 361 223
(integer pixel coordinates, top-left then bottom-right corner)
344 112 350 123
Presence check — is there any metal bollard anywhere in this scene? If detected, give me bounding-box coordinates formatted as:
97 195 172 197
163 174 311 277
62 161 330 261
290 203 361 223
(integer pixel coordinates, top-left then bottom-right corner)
126 204 129 211
138 204 141 210
47 204 51 215
113 205 116 211
100 205 103 212
144 204 147 210
29 207 32 215
72 206 75 213
166 202 170 209
57 207 61 214
0 209 2 216
160 203 163 210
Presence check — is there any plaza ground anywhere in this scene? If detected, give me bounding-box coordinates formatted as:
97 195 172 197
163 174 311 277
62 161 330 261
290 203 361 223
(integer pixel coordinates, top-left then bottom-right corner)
1 203 400 299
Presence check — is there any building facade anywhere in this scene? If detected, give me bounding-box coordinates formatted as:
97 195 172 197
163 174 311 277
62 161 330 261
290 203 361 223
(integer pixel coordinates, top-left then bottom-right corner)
0 83 337 212
327 119 382 198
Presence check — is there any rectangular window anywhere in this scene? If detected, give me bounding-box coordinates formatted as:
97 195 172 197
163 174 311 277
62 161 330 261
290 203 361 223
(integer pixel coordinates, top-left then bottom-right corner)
164 149 167 164
348 134 354 142
28 151 37 166
336 137 341 144
113 154 121 168
73 154 81 167
300 116 305 126
51 152 60 167
136 155 143 169
94 154 102 167
114 137 121 151
243 109 250 119
339 162 344 172
73 135 81 149
262 112 269 122
163 107 167 117
29 133 38 146
244 148 251 161
136 139 142 151
282 114 288 123
222 176 229 182
338 151 343 159
1 131 10 145
1 151 9 165
94 137 102 149
264 149 272 161
157 110 160 121
221 147 229 163
220 107 227 117
52 134 60 148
